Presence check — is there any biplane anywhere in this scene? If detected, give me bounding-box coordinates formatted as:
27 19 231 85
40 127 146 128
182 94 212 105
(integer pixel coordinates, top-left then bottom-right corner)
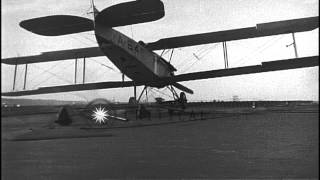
2 0 319 105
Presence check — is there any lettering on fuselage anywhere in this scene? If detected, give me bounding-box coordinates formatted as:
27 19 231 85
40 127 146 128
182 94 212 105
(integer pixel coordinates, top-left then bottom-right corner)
153 54 158 74
103 29 173 79
114 33 140 56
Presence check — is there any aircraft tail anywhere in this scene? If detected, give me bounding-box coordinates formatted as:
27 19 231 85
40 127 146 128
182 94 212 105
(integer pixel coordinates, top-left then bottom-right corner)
19 0 164 36
90 0 99 26
95 0 164 27
20 15 94 36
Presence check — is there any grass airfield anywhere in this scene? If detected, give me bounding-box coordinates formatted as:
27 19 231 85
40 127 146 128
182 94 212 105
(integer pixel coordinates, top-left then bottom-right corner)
2 102 318 179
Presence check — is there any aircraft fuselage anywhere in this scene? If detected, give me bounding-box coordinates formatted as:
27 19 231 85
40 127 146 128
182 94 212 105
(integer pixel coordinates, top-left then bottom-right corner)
95 24 176 88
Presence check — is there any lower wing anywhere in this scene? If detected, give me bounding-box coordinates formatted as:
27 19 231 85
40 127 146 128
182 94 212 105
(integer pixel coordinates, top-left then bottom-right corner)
159 56 318 84
2 56 318 96
2 81 135 96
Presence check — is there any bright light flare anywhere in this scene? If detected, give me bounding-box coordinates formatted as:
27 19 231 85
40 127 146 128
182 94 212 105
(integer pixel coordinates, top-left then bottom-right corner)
91 106 109 124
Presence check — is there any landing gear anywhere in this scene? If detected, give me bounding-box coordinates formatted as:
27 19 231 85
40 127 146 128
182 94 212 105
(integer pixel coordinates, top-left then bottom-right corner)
128 85 188 118
178 92 187 108
128 97 137 104
128 86 151 119
167 91 187 115
177 92 187 109
137 104 151 119
167 85 187 109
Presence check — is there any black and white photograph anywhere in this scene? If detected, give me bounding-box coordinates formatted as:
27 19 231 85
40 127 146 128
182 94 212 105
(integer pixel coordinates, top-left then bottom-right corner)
1 0 319 179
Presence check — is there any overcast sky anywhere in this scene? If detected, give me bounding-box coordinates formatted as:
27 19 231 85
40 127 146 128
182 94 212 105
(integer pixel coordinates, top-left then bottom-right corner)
1 0 319 102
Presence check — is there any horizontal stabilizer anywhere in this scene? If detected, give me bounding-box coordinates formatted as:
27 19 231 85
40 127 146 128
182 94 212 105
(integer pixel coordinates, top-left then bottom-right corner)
146 16 319 50
20 15 94 36
2 47 103 65
95 0 164 27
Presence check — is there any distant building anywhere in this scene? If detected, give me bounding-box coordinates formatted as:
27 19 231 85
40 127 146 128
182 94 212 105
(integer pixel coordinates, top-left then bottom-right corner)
2 102 8 108
155 97 165 103
232 95 240 101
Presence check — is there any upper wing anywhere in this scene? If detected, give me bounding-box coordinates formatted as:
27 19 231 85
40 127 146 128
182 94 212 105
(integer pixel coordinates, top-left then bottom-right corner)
4 16 317 65
146 16 319 50
20 15 94 36
2 47 103 65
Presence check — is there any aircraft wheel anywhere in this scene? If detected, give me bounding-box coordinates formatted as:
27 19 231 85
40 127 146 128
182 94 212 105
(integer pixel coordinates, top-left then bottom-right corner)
179 92 187 103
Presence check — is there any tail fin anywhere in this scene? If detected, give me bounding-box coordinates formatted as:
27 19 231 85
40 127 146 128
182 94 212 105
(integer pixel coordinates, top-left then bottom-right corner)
173 83 194 94
90 0 99 23
89 0 99 28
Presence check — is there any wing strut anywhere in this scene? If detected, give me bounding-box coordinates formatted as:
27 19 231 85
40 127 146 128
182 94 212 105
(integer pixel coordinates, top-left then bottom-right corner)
291 33 298 58
73 57 87 84
74 58 78 84
83 58 86 84
222 42 229 68
24 64 28 90
13 63 18 91
12 62 29 91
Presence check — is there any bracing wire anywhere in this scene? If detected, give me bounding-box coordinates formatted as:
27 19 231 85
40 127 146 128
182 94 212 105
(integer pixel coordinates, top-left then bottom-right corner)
27 61 67 85
69 36 93 47
233 35 285 67
175 45 210 68
28 62 89 101
81 34 97 44
31 61 75 89
180 43 219 73
150 87 173 99
176 44 216 70
69 33 122 82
